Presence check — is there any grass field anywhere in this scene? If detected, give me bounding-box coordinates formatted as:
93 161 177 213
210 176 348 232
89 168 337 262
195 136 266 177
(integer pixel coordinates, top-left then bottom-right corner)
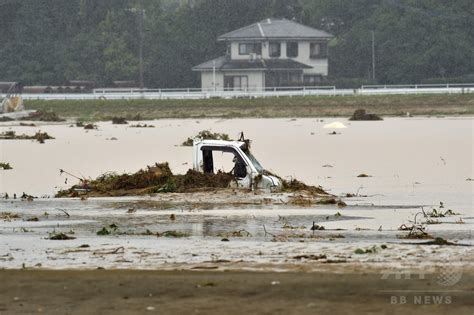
24 93 474 121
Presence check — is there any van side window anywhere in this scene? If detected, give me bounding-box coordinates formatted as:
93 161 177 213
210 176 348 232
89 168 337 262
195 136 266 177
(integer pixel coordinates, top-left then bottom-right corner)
201 146 247 178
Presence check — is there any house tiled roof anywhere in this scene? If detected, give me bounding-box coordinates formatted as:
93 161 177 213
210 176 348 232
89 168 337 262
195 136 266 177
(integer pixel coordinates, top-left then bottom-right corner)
218 18 332 41
192 56 312 72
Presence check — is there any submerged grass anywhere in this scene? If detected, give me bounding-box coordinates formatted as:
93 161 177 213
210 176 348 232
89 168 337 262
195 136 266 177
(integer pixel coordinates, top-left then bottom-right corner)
24 94 474 121
0 130 54 143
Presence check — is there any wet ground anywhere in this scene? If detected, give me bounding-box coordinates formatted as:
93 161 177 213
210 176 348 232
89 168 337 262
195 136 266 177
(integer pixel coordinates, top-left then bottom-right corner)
2 269 474 315
0 117 473 271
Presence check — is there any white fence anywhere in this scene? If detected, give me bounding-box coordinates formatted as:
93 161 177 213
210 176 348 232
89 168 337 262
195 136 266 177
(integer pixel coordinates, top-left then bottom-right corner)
359 83 474 95
2 83 473 100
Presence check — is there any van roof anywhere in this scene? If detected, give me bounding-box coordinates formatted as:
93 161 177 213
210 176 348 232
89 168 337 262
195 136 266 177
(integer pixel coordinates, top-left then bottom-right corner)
194 139 246 148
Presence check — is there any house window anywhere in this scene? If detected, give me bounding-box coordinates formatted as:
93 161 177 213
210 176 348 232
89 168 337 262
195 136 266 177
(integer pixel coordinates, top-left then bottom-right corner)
224 75 248 90
287 42 298 58
201 146 248 178
269 42 281 58
310 42 328 59
289 73 301 84
304 75 323 84
239 43 262 55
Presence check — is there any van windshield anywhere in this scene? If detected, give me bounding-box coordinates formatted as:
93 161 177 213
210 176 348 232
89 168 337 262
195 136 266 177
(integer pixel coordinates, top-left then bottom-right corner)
245 151 264 173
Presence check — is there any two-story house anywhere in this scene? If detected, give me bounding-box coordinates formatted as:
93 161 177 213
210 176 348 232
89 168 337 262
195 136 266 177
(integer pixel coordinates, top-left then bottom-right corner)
192 18 333 91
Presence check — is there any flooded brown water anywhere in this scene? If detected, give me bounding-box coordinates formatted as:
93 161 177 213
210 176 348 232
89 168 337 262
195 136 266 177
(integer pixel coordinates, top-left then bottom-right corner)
1 117 472 209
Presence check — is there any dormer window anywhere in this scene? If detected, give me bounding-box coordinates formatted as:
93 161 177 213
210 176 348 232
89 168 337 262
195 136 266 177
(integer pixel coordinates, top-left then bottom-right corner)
239 43 262 55
310 42 328 59
286 42 298 58
269 42 281 58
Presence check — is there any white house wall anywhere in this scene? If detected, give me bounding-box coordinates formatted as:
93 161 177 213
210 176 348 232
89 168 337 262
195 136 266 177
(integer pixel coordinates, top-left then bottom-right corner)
294 41 328 76
230 42 246 60
201 71 224 91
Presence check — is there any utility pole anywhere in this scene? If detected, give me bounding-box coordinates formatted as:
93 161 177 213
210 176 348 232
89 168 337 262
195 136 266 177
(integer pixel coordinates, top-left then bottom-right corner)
371 30 376 81
212 60 216 93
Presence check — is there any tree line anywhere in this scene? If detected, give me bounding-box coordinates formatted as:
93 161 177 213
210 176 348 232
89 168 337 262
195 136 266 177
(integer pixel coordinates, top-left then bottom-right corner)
0 0 472 88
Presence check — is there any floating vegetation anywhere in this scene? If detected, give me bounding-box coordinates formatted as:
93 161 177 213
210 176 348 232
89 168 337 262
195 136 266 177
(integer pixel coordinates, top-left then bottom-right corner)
130 123 154 128
293 254 327 260
349 109 383 121
354 245 386 254
160 230 189 238
425 219 441 224
48 232 76 240
134 229 189 238
0 162 12 170
83 123 97 130
281 177 327 195
282 222 306 230
220 229 252 237
97 224 119 235
0 130 54 143
422 205 460 218
0 212 20 220
310 222 325 231
111 117 128 124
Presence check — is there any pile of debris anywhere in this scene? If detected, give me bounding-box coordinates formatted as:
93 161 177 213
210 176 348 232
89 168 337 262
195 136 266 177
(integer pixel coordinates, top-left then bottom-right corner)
56 163 236 197
349 109 383 121
20 110 65 122
182 130 230 146
130 123 154 128
281 177 327 195
111 117 128 124
56 162 328 198
0 162 12 170
0 130 54 143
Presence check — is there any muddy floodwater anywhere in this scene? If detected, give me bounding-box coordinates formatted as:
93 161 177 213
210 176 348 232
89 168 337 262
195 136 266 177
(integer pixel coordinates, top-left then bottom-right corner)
0 117 473 270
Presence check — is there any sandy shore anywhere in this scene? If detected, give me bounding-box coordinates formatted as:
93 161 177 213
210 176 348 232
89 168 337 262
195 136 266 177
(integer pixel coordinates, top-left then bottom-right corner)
0 269 473 314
